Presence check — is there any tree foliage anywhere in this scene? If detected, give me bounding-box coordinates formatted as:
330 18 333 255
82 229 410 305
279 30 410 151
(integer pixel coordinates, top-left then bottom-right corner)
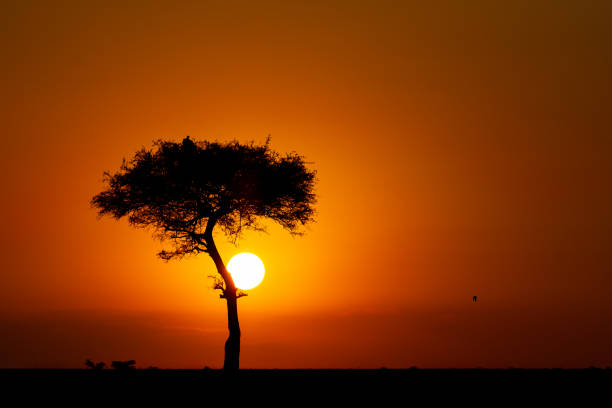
91 137 317 260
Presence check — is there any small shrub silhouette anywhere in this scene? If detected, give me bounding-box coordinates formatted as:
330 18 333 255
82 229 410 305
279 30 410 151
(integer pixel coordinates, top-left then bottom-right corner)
85 359 105 370
111 360 136 370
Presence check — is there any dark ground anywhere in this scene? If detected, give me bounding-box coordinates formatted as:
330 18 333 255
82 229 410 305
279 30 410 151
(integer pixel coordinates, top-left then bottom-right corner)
1 368 610 403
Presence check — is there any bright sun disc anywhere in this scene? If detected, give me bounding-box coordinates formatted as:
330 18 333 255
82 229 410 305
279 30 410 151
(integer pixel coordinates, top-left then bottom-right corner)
227 253 265 290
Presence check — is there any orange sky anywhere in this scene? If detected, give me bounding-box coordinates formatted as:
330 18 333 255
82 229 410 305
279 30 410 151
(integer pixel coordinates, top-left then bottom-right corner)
1 0 611 368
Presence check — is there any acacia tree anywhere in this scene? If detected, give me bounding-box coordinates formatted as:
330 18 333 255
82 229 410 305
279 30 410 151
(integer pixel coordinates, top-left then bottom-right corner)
91 137 316 370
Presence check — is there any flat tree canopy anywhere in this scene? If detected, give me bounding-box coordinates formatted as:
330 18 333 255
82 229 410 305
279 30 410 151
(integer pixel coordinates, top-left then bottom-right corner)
91 137 317 260
92 136 316 370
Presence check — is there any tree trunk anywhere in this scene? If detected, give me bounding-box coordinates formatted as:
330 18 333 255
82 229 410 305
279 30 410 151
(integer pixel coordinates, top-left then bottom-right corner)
204 223 241 371
223 289 241 371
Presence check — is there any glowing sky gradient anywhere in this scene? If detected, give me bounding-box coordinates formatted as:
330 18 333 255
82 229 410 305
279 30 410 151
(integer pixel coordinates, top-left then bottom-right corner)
1 0 611 368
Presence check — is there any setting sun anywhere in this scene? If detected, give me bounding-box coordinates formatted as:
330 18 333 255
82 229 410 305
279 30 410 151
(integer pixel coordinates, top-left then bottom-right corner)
227 253 265 290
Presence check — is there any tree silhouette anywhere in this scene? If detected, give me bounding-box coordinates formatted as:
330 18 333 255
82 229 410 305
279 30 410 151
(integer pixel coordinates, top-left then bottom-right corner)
91 137 317 370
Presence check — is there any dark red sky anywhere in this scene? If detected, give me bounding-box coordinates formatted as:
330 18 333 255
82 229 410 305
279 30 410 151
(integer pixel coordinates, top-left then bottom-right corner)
1 0 611 368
